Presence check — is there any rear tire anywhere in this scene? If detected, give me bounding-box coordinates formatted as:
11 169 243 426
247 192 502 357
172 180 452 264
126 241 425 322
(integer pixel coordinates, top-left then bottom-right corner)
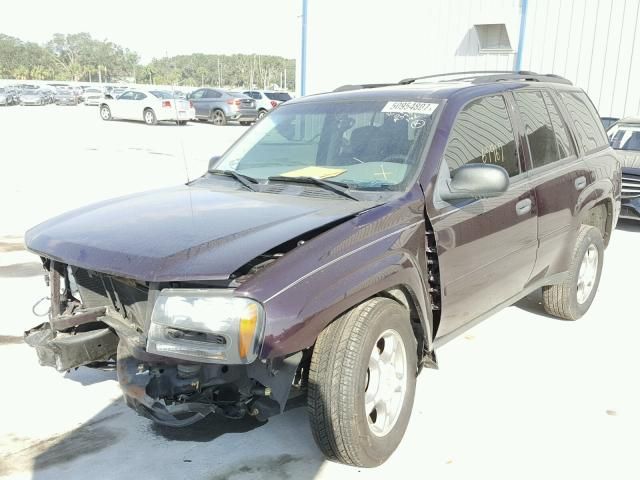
143 108 157 125
308 297 417 467
210 109 227 126
542 225 604 320
100 105 111 120
257 109 268 119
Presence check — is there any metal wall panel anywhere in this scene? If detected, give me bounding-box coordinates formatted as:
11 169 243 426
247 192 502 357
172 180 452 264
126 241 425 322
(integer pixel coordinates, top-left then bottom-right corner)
304 0 519 94
303 0 640 117
521 0 640 117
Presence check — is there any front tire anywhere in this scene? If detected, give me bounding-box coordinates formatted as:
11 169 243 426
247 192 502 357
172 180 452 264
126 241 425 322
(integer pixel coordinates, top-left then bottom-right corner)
308 297 417 467
542 225 604 320
100 105 112 120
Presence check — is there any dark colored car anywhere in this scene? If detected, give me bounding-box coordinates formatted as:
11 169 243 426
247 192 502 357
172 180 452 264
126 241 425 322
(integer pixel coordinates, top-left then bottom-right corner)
601 116 619 130
24 71 620 467
55 88 79 106
188 88 258 125
607 118 640 220
0 87 17 106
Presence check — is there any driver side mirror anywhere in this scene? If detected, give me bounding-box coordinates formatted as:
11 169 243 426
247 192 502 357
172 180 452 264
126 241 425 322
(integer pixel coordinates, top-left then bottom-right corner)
208 156 221 171
440 164 509 201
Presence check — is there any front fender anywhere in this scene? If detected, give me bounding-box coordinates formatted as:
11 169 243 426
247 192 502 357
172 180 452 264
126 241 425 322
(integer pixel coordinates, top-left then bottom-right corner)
236 189 431 359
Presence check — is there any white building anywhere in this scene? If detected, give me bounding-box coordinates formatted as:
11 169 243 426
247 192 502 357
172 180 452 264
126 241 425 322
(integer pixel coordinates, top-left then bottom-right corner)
299 0 640 118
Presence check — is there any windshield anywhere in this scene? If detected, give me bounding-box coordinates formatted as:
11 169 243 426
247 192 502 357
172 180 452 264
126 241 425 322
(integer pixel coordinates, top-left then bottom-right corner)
608 124 640 151
214 99 440 191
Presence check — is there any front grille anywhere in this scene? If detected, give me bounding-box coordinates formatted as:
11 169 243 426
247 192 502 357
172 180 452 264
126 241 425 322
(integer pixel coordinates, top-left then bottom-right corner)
622 171 640 199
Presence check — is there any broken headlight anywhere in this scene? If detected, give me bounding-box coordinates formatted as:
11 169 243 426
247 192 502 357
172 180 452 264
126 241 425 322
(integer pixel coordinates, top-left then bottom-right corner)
147 289 265 364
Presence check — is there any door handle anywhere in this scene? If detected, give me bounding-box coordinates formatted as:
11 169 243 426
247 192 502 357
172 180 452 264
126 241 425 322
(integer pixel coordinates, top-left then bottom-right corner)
516 198 532 216
575 176 587 190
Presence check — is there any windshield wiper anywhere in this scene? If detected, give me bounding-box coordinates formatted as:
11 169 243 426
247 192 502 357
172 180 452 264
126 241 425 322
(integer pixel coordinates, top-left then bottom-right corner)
209 169 258 191
268 176 359 201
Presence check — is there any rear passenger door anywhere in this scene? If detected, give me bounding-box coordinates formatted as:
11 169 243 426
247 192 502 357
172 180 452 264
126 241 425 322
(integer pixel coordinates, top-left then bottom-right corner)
512 89 590 280
432 94 538 339
189 89 206 117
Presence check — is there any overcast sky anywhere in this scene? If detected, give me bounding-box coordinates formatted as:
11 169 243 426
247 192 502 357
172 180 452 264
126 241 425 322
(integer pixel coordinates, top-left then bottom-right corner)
0 0 300 62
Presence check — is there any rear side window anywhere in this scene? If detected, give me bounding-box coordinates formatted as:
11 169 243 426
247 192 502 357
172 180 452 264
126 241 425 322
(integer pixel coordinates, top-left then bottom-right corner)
444 95 520 177
514 91 559 168
559 91 608 153
542 92 575 159
204 89 222 99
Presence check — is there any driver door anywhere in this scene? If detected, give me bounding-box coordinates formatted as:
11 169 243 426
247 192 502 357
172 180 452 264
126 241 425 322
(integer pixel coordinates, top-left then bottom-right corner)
112 90 136 118
430 94 538 340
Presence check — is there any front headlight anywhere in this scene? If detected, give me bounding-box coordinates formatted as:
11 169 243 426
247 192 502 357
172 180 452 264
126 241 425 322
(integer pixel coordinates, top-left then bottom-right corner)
147 289 265 364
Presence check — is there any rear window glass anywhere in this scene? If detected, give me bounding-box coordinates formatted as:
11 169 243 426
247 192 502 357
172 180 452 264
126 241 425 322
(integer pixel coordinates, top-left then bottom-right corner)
444 95 520 177
608 124 640 151
559 91 608 153
515 91 559 168
264 92 292 102
543 92 575 159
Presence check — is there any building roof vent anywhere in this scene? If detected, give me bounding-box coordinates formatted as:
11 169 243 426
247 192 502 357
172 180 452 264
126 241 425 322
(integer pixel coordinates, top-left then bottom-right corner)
474 24 513 53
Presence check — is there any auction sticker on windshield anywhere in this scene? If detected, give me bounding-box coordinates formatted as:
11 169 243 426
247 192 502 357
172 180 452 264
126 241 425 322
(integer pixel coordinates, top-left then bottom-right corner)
280 166 347 179
381 101 438 115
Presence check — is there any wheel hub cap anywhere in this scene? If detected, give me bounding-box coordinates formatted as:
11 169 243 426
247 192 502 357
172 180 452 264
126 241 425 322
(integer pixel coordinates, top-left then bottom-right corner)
364 329 407 437
577 244 598 304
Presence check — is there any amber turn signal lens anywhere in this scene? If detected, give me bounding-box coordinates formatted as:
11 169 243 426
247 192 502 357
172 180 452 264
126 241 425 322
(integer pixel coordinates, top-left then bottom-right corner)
238 303 258 360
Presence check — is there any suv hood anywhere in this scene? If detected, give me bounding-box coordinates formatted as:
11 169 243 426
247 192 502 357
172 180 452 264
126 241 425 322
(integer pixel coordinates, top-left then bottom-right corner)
25 185 374 282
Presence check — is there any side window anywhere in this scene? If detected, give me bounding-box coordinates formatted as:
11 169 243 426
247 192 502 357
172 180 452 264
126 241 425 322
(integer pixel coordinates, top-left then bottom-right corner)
444 95 520 177
190 89 205 100
118 91 136 100
559 91 608 153
244 91 261 100
204 89 222 99
542 92 575 159
134 92 147 100
514 91 559 168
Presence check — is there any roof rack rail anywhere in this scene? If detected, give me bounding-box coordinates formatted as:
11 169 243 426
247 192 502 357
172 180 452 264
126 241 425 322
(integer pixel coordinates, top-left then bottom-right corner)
333 83 397 92
399 70 572 86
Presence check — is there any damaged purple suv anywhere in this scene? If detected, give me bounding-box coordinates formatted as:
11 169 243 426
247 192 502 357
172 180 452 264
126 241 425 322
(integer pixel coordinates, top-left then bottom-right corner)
25 71 621 467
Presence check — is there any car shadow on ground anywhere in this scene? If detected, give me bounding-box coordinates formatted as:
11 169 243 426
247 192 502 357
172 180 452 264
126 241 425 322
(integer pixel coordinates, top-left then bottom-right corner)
16 398 325 480
616 219 640 233
105 119 195 128
8 370 325 480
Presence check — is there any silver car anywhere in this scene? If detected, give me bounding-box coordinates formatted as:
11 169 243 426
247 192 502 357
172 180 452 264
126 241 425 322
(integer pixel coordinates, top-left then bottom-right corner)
188 88 258 126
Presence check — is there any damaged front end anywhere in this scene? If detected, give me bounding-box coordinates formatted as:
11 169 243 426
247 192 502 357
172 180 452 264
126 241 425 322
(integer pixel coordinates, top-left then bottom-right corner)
25 258 304 426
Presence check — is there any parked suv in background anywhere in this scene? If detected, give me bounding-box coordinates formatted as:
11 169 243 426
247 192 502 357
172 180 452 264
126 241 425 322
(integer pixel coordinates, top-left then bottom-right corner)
188 88 258 125
607 118 640 220
242 90 293 119
24 71 620 468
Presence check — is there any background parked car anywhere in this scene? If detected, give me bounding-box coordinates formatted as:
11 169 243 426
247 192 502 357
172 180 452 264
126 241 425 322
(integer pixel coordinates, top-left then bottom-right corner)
241 89 292 119
607 118 640 221
601 116 619 129
0 87 18 106
19 89 46 106
188 88 257 126
83 88 103 106
99 89 196 125
55 87 79 106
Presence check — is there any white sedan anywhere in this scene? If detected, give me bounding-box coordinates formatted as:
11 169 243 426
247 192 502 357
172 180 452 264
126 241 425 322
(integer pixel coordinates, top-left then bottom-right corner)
99 89 196 125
